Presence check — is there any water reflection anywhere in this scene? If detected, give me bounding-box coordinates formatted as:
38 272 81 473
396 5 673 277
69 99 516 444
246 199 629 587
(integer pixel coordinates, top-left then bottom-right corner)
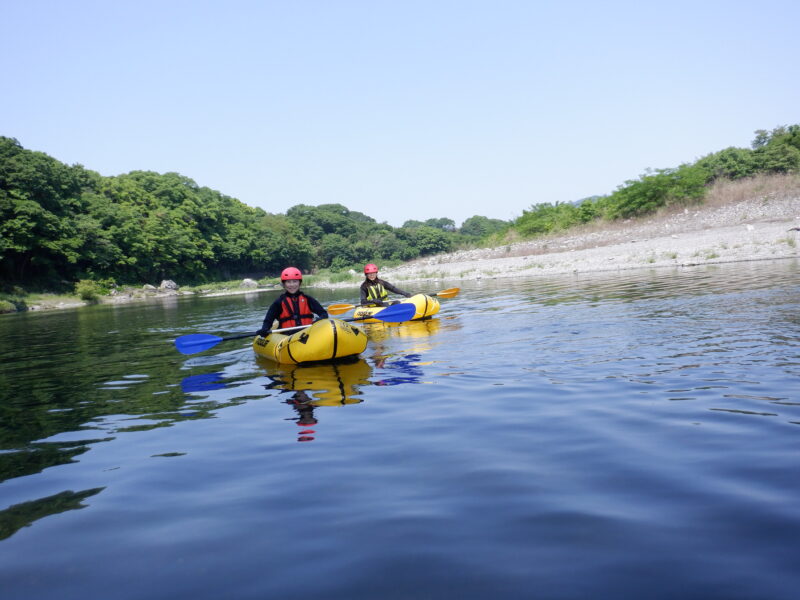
366 317 441 344
372 353 426 386
285 391 319 442
250 319 449 440
258 358 372 442
180 372 228 393
0 441 97 483
2 262 799 597
177 346 432 443
365 318 446 385
0 487 105 541
366 318 442 364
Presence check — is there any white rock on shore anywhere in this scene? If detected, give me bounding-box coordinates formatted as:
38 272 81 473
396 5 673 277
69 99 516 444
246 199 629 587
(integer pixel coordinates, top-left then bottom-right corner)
382 194 800 283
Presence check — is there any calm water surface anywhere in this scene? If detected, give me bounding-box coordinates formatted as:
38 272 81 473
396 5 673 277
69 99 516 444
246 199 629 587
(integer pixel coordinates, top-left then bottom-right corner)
1 261 799 599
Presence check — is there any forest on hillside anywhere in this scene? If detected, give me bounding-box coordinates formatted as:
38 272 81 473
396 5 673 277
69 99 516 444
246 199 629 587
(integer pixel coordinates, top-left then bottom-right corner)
1 125 798 292
0 136 505 290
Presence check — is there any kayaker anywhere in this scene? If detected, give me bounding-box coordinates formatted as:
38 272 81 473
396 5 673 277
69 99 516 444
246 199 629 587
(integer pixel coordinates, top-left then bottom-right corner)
360 263 412 307
257 267 328 336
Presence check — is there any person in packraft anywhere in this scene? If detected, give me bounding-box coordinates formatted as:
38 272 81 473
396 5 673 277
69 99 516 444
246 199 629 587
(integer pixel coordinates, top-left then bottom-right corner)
359 263 412 307
257 267 328 336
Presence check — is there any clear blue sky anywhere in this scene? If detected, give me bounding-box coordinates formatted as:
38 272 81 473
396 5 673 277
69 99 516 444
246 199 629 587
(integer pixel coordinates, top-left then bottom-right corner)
2 0 798 227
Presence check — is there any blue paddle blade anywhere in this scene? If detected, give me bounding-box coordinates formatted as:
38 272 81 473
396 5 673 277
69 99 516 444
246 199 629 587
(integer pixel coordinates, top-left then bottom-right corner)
372 303 416 322
174 333 224 355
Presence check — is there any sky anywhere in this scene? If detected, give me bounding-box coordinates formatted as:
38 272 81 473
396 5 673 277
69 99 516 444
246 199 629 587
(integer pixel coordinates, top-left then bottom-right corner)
2 0 798 228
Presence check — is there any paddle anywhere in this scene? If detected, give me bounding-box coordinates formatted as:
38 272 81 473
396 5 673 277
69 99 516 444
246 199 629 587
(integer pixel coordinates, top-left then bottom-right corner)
429 287 460 298
327 303 357 315
326 287 460 315
174 302 416 355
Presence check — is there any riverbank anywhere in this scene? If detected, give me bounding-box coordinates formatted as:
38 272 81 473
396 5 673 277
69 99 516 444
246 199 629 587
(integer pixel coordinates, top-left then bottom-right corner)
15 284 283 312
383 186 800 284
11 180 800 312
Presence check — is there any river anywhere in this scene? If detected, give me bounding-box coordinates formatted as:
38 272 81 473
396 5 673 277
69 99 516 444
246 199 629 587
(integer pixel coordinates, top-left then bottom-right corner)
1 260 798 599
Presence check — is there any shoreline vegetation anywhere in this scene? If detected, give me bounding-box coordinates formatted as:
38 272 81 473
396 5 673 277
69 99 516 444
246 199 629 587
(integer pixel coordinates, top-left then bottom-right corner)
6 174 798 314
2 126 799 314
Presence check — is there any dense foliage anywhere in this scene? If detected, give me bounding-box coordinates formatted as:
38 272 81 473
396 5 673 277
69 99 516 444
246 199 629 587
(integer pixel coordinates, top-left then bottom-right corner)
513 124 800 235
0 137 493 290
3 125 797 292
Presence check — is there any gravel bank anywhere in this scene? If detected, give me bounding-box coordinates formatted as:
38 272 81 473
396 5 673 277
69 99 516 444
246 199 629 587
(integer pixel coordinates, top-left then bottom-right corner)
383 194 800 283
19 188 800 312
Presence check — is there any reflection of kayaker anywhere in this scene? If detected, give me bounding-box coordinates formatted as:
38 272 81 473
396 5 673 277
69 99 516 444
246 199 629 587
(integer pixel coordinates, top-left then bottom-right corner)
286 391 318 442
367 318 443 361
366 318 441 342
261 358 372 442
259 357 372 406
366 317 441 380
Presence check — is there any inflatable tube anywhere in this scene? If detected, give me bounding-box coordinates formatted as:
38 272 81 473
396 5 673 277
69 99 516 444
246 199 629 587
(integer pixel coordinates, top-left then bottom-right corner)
352 293 440 324
253 318 367 364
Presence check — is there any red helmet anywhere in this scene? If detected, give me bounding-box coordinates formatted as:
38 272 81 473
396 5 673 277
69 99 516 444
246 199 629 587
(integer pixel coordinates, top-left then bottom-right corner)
280 267 303 281
364 263 379 274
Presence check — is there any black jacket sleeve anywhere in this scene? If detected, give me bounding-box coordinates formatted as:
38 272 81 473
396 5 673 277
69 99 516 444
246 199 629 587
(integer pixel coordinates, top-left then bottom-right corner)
306 295 328 319
261 295 283 331
382 280 412 298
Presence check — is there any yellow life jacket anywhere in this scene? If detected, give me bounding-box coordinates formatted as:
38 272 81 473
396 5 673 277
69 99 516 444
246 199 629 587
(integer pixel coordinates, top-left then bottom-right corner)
365 282 388 302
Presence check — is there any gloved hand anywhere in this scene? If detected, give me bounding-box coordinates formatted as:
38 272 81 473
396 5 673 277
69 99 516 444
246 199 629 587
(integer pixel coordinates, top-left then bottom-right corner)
256 327 270 337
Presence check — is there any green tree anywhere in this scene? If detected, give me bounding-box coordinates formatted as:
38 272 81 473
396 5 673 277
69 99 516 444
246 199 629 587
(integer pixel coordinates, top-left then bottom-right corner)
754 142 800 174
0 137 98 286
318 233 357 269
460 215 508 238
401 226 452 255
515 202 584 236
424 217 456 231
401 219 425 229
696 147 758 180
605 164 709 220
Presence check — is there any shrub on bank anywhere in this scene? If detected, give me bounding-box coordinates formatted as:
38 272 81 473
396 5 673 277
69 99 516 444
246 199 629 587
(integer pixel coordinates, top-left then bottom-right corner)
74 278 115 302
75 280 102 302
0 287 28 313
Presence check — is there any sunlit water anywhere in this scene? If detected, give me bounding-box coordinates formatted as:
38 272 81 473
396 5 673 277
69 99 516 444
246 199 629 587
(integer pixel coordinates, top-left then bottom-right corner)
1 261 799 599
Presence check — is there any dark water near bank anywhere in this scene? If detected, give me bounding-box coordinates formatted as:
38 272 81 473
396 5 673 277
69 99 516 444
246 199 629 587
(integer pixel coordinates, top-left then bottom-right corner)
1 261 799 599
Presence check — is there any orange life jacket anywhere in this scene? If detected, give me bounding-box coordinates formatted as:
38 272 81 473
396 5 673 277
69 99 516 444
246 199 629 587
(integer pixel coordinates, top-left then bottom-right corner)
278 293 314 328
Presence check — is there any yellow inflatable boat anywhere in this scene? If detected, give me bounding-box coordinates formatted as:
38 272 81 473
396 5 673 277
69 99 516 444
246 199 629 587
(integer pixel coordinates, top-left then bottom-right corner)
253 318 368 364
352 293 440 323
